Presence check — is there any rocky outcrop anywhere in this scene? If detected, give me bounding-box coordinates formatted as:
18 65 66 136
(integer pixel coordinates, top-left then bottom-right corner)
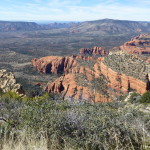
32 56 75 74
46 73 109 103
103 50 150 82
120 34 150 55
0 69 24 95
32 34 150 102
102 51 150 94
32 55 94 74
98 62 148 94
80 46 109 56
44 53 149 102
147 58 150 63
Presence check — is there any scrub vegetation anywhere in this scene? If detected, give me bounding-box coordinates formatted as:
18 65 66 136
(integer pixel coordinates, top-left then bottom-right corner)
0 91 150 150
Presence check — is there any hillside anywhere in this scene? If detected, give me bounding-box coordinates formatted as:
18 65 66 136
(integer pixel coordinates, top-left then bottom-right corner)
0 92 149 150
42 22 80 29
0 21 79 32
0 21 42 32
71 19 150 34
1 19 150 34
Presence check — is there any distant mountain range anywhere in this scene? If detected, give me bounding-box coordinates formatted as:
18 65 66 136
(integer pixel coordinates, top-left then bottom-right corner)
0 19 150 34
71 19 150 34
41 22 79 30
0 21 79 32
0 21 41 32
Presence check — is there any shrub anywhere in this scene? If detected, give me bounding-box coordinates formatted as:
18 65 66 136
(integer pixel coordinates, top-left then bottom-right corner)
0 93 150 150
129 92 141 103
1 91 20 100
0 88 3 95
140 91 150 103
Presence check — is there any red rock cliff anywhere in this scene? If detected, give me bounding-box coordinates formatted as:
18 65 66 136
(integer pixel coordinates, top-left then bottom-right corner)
80 46 109 56
32 35 150 101
46 73 109 103
120 34 150 55
32 54 149 102
32 55 93 74
98 62 148 94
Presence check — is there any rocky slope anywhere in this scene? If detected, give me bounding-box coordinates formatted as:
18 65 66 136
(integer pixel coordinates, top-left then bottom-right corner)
32 34 150 102
120 33 150 55
46 73 109 102
0 69 24 95
32 55 109 102
102 51 150 94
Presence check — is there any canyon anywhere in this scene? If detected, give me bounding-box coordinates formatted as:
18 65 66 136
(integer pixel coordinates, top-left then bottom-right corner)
32 34 150 102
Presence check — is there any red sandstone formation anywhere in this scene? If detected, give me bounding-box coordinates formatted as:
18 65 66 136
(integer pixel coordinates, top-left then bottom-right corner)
120 34 150 55
147 58 150 63
80 46 109 56
44 55 148 103
32 55 94 74
32 55 110 102
32 54 149 102
95 62 148 94
32 54 149 101
32 56 75 74
44 58 148 103
32 34 150 102
46 73 109 103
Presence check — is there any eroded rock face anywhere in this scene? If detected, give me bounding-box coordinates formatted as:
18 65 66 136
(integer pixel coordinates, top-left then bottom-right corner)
33 52 150 102
102 51 150 94
32 55 94 74
80 46 109 56
120 34 150 55
32 35 150 102
46 73 109 102
99 62 148 94
0 69 24 95
44 53 149 103
32 55 110 102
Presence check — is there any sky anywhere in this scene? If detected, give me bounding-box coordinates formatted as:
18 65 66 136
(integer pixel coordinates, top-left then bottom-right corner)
0 0 150 22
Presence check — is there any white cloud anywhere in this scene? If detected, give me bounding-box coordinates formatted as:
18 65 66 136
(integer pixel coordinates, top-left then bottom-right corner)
0 0 150 21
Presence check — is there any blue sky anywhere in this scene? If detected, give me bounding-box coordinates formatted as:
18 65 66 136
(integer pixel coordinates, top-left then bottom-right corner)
0 0 150 21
